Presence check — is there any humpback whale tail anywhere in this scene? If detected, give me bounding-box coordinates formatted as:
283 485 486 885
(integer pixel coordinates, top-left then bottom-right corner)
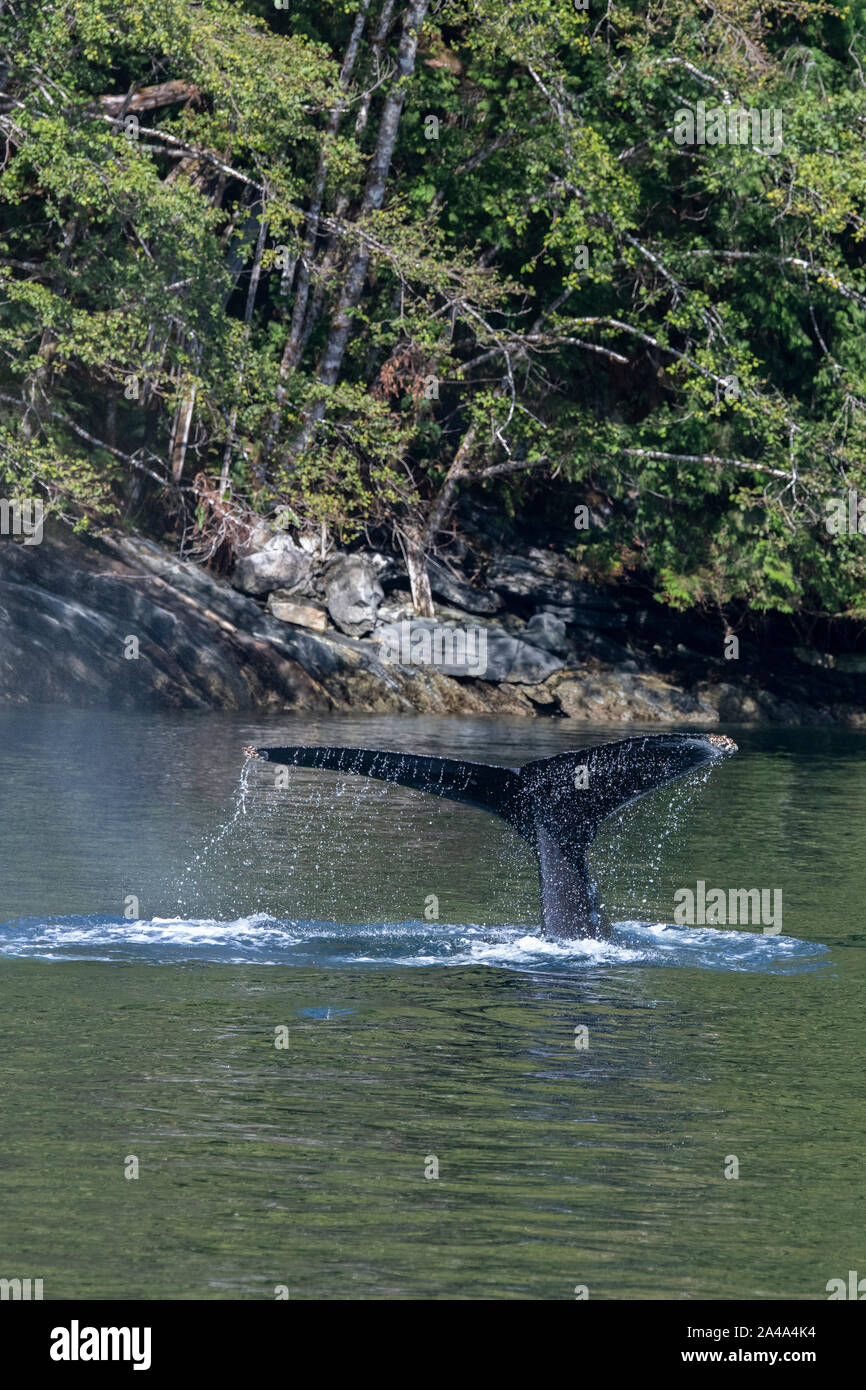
247 733 737 940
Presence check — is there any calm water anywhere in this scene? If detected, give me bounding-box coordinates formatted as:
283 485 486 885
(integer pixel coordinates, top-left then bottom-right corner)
0 709 862 1299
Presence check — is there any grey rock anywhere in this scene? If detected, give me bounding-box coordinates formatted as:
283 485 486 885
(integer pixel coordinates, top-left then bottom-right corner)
376 593 416 625
232 540 311 597
483 628 564 682
487 553 628 630
266 592 329 631
427 558 503 614
0 533 324 710
524 612 570 656
252 614 347 680
373 617 563 683
487 553 577 607
365 551 502 614
564 625 635 666
552 671 718 723
325 554 384 636
114 535 263 628
794 647 866 675
366 551 407 586
240 521 310 558
240 520 280 555
542 599 627 633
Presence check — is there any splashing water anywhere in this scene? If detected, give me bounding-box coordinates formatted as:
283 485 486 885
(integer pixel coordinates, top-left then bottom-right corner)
23 754 819 974
0 912 830 973
173 758 254 916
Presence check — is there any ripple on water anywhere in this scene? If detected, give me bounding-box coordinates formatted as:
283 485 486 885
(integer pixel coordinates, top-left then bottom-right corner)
0 914 831 974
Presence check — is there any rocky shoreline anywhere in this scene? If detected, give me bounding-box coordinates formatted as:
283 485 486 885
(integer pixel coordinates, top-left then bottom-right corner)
2 524 866 725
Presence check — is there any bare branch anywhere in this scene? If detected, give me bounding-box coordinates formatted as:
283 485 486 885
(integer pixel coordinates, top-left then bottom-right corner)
621 447 792 480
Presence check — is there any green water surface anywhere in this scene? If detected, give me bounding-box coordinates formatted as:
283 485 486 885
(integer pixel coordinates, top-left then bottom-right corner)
0 710 862 1299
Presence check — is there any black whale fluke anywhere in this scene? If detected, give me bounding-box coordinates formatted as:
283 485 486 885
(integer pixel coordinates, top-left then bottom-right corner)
248 733 737 941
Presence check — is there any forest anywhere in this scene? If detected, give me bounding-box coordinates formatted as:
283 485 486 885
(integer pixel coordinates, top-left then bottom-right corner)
2 0 866 626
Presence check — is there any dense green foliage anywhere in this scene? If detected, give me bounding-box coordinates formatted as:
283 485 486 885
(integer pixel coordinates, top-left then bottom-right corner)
2 0 866 619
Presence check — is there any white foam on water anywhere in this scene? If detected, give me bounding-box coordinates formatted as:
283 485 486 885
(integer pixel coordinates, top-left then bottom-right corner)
0 913 831 973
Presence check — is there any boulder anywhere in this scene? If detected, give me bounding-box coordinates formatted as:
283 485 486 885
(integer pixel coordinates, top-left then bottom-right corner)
556 597 627 632
115 535 263 628
487 552 577 607
523 612 570 656
373 617 563 683
0 532 325 711
240 519 279 555
365 550 502 614
232 536 311 597
376 593 416 625
794 647 835 670
427 557 503 614
366 551 408 587
325 554 384 636
266 592 329 631
571 628 637 666
486 552 629 632
483 628 565 682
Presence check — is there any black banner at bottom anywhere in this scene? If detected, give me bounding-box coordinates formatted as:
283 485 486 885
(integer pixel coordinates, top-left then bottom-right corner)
1 1298 860 1375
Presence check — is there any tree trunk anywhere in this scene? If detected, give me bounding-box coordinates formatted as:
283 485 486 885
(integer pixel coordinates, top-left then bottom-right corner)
105 386 117 450
265 3 374 461
170 378 197 482
288 0 430 457
222 202 269 488
402 423 478 615
98 80 200 118
422 424 478 550
286 0 400 376
280 0 372 380
21 218 77 440
404 526 435 617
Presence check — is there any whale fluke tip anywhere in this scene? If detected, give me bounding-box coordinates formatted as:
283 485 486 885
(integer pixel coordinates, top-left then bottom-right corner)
706 734 738 754
250 733 736 940
244 745 263 760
